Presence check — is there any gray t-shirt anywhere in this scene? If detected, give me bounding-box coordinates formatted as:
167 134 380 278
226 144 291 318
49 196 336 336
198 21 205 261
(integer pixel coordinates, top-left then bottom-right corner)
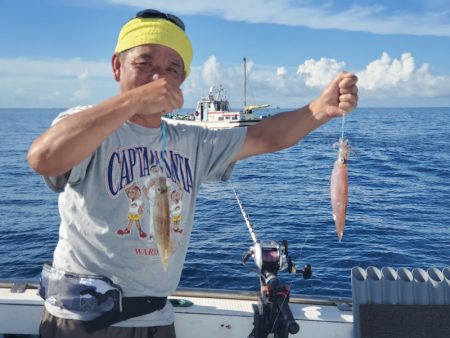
44 106 247 326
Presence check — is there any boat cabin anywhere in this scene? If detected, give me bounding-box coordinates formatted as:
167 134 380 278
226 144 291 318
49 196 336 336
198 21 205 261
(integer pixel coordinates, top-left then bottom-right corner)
193 86 259 123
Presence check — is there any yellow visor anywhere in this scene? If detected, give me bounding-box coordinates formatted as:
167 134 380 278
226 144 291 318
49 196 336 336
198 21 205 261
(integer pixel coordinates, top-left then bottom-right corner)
115 17 193 76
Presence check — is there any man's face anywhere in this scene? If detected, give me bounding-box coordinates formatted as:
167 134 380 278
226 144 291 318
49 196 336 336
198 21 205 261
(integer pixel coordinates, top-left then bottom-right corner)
115 44 185 92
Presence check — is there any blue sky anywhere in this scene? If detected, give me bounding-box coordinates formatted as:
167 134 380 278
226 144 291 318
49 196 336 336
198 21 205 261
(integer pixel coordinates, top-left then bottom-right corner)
1 0 450 108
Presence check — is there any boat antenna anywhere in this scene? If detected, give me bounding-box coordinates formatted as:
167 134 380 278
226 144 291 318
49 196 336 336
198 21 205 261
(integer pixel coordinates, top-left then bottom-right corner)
231 183 257 243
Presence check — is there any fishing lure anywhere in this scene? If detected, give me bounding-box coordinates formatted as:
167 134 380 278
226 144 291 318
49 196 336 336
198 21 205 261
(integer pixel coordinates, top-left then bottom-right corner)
151 122 171 271
330 137 350 241
152 175 171 270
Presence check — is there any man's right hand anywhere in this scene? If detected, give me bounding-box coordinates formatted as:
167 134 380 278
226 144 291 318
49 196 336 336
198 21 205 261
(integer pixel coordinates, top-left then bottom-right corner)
129 75 184 118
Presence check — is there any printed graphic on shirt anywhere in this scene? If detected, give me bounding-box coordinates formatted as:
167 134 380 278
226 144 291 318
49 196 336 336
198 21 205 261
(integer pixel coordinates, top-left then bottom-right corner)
116 184 147 238
107 146 192 265
106 146 193 197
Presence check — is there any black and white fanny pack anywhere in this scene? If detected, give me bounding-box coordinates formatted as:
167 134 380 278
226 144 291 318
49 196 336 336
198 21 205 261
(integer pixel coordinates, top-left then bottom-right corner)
39 263 167 332
39 263 123 313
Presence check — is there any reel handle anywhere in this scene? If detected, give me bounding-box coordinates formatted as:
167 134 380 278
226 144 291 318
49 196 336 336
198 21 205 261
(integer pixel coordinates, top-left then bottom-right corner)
300 264 312 279
282 240 312 279
242 249 253 264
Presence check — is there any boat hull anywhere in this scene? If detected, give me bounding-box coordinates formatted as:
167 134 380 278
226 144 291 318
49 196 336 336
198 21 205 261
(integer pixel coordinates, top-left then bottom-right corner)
163 117 261 129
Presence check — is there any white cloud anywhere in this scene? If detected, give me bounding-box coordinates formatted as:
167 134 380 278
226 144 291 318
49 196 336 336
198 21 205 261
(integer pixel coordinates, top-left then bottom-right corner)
357 52 414 90
297 58 346 87
0 57 111 78
357 52 450 99
105 0 450 37
277 67 287 76
78 69 89 81
201 55 221 86
15 88 25 96
1 52 449 108
184 52 450 107
0 57 116 108
70 88 91 102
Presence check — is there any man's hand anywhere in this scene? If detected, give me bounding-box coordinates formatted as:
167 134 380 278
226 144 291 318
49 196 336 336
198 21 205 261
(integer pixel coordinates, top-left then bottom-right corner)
311 72 358 119
130 75 184 117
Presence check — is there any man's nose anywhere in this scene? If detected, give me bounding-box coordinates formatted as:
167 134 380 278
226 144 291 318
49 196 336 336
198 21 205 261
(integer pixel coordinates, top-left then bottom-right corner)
151 68 170 80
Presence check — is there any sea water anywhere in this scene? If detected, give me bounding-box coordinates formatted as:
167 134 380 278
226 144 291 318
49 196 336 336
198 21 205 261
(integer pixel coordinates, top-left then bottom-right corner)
0 107 449 298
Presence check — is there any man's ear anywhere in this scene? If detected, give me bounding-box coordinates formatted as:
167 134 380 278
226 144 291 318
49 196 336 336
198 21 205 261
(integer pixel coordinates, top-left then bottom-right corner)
112 53 121 82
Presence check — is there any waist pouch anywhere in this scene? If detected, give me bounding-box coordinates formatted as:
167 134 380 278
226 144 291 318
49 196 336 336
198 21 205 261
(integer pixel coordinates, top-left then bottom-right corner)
39 263 167 332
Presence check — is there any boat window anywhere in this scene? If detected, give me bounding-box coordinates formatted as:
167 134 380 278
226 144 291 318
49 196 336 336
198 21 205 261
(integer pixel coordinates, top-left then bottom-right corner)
218 117 224 121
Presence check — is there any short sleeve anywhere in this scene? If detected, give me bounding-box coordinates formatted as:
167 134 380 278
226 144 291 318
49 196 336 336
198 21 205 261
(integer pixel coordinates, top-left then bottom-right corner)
43 105 94 192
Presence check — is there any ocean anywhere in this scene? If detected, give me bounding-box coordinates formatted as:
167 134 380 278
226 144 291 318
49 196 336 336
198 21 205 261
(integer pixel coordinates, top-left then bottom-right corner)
0 107 449 298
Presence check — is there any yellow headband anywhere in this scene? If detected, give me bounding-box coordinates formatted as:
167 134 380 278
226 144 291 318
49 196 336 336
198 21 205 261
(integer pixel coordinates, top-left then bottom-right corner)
115 17 193 76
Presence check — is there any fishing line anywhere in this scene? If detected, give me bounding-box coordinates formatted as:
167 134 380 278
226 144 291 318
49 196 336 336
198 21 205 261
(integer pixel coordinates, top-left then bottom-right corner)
297 223 313 261
341 114 346 140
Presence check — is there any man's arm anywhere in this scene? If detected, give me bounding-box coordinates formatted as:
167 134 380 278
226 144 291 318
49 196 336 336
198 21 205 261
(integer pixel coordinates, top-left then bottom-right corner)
27 78 183 177
233 72 358 161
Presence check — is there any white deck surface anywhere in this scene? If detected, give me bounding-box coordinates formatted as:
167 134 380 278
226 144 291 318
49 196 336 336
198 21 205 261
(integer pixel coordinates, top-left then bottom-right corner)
0 284 353 337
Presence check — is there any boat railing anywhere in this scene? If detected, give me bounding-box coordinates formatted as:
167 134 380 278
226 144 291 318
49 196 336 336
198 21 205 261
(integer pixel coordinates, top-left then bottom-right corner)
0 280 351 309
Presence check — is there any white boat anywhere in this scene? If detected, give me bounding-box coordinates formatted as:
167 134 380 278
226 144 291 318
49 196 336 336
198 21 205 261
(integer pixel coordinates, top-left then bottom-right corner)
0 281 353 338
165 58 268 129
2 266 449 337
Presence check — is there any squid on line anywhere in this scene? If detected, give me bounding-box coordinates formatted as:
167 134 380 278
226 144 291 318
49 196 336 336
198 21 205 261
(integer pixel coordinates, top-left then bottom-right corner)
330 137 350 241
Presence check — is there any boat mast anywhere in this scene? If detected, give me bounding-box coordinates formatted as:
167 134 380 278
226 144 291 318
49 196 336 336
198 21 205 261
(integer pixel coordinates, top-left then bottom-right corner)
243 57 247 110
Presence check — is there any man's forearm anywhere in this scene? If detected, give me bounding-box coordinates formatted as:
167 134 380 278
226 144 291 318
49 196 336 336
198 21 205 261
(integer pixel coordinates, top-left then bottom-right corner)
234 100 329 161
27 92 136 177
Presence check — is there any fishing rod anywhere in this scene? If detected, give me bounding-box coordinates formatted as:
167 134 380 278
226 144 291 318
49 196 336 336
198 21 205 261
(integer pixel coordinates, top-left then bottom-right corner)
232 185 257 243
230 184 312 338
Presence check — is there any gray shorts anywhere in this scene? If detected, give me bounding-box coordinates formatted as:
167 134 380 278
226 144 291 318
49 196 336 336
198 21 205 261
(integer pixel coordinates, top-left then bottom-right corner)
39 308 176 338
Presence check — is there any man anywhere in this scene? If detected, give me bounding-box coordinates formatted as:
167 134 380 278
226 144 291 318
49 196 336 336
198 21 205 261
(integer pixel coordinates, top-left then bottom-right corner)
28 9 358 338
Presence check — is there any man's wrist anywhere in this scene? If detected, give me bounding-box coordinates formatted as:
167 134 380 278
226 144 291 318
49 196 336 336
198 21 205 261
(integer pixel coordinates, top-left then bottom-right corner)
308 99 332 124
